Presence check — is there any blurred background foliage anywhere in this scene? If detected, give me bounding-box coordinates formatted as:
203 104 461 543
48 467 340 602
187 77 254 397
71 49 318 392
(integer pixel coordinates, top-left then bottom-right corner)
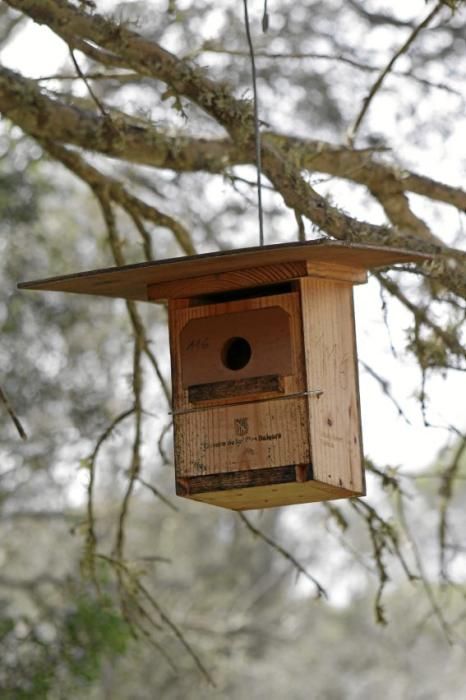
1 1 466 697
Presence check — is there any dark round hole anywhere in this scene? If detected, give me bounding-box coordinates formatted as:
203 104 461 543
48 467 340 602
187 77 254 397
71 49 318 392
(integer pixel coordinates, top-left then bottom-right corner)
222 336 252 371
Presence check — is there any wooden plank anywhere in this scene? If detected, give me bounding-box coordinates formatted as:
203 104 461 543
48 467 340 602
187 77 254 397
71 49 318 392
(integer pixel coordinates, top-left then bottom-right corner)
188 375 284 404
299 278 365 494
148 261 308 300
305 261 367 284
19 240 430 302
176 464 303 496
147 260 366 300
186 478 356 510
174 396 310 477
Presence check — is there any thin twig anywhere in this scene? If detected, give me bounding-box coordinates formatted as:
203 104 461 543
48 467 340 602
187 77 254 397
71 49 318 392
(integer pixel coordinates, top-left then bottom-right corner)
126 207 154 261
351 499 416 583
137 476 178 512
36 71 139 82
360 360 412 424
41 140 195 257
157 419 173 466
438 437 466 580
130 605 179 673
347 2 443 144
224 172 275 192
376 272 466 365
200 45 461 94
124 301 171 402
395 490 454 643
136 577 215 686
114 339 143 562
83 406 135 589
94 187 172 402
238 512 326 598
0 385 27 440
97 554 215 686
69 47 108 117
96 555 178 672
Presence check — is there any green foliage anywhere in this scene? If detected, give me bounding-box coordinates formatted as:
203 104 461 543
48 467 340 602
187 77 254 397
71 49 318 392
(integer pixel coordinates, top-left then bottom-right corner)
0 171 37 224
0 594 130 699
63 596 130 682
438 0 465 11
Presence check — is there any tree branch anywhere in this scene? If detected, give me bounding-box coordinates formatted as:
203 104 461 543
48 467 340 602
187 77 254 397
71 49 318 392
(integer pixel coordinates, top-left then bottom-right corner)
347 2 444 144
2 64 466 230
3 0 462 259
0 384 27 440
238 512 326 598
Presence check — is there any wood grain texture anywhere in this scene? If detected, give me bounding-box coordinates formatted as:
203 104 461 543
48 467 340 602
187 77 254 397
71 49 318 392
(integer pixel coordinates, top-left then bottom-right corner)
188 375 284 404
305 261 367 284
174 396 310 477
170 288 312 489
176 464 306 495
299 277 365 495
19 240 429 302
148 261 308 300
184 478 354 510
167 271 367 508
148 260 367 300
169 292 306 410
179 306 292 387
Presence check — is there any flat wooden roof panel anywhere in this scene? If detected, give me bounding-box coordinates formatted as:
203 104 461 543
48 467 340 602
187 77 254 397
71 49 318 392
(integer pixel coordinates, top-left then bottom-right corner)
18 240 430 302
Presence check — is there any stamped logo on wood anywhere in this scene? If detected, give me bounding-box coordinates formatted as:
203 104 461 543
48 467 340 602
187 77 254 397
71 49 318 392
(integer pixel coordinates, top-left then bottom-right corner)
234 417 249 436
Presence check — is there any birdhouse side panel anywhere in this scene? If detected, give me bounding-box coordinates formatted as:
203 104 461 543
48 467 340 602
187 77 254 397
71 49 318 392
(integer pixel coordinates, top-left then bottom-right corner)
300 277 364 494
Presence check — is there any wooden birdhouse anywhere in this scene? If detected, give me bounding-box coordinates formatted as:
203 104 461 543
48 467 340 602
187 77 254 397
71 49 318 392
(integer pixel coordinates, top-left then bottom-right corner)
19 240 429 510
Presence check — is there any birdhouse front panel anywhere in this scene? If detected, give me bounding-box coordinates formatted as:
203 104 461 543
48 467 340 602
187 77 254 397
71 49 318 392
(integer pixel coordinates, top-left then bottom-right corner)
169 290 311 490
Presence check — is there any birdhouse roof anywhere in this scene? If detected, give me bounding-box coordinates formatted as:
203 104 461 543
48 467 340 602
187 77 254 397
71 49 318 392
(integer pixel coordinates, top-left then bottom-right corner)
18 239 430 302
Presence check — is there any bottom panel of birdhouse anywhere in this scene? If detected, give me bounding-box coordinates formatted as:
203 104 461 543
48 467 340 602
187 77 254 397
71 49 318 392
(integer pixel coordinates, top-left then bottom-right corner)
175 465 362 510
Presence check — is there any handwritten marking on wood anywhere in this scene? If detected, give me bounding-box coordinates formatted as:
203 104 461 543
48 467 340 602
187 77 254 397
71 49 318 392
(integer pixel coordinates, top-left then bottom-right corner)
185 337 209 352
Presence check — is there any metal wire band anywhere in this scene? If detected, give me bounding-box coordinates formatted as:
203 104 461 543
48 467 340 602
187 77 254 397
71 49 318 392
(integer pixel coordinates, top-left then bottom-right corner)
169 389 324 416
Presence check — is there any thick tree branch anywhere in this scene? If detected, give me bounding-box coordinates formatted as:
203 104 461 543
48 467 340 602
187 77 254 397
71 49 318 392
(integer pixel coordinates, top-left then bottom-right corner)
2 64 466 229
3 0 462 256
4 0 251 128
3 0 466 315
